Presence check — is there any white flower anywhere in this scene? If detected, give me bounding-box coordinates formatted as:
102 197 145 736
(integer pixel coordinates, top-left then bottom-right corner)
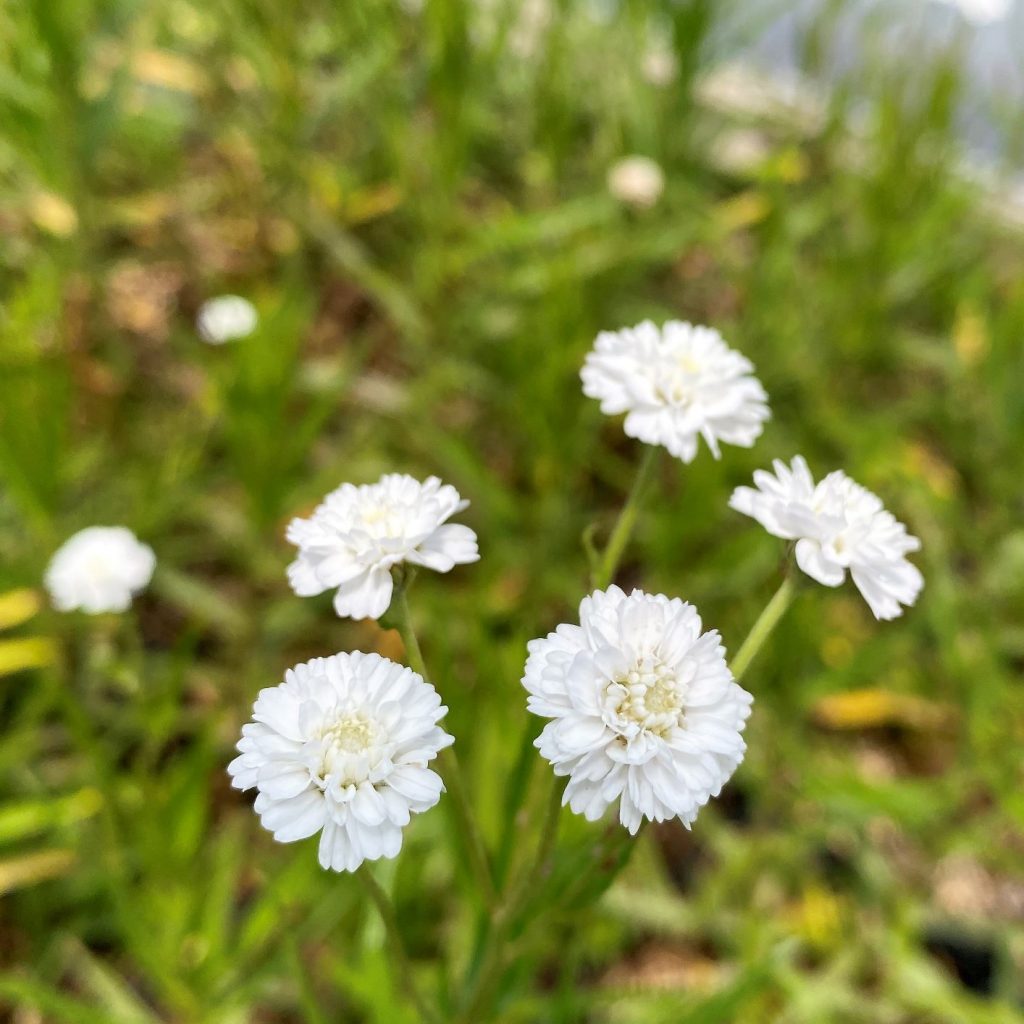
523 586 753 834
228 651 453 872
934 0 1010 26
581 320 770 463
45 526 156 614
607 156 665 209
196 295 258 344
641 46 678 87
729 456 924 620
286 474 479 620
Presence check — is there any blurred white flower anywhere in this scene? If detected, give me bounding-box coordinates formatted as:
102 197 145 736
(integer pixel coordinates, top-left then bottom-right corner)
641 46 677 87
730 456 924 620
934 0 1011 26
196 295 258 344
607 156 665 209
286 474 479 620
523 586 753 834
507 0 550 58
45 526 156 614
228 652 453 872
709 128 771 176
581 319 770 463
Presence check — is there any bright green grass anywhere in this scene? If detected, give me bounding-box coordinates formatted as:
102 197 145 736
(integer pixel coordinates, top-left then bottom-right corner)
1 1 1023 1021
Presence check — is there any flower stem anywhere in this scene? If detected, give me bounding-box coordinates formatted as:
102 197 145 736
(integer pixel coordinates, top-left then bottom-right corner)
592 445 659 591
391 582 498 910
357 865 439 1024
729 573 797 683
456 778 566 1023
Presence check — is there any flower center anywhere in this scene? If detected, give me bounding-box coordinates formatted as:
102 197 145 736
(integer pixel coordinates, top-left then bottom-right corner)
654 355 704 406
325 714 375 753
604 656 686 736
355 499 409 541
316 713 380 787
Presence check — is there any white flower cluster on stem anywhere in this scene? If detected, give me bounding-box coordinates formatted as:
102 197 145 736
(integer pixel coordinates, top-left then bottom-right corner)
286 473 479 620
523 586 753 833
581 319 770 463
228 651 452 872
730 456 923 620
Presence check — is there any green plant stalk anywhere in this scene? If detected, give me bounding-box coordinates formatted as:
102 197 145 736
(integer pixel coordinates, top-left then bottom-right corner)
456 777 566 1023
392 582 498 910
591 445 659 591
729 574 798 683
357 865 439 1024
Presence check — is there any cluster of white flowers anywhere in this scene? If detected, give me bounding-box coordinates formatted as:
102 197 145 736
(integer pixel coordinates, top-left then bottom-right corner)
45 527 155 614
196 295 258 345
607 156 665 209
523 586 752 833
228 652 452 871
730 456 924 620
582 319 770 463
46 306 924 871
285 473 479 621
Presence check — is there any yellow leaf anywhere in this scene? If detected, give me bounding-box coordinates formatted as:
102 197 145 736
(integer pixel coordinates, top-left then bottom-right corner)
0 849 76 895
0 637 57 677
29 192 78 237
813 688 953 731
131 48 207 94
953 301 989 367
0 589 41 631
346 183 403 224
713 190 771 232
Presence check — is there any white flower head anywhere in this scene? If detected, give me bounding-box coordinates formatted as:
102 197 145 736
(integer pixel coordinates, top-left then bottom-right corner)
196 295 258 344
523 586 753 834
607 156 665 209
935 0 1010 26
45 526 156 614
730 456 924 620
228 651 453 872
642 46 678 87
286 474 479 620
581 320 770 463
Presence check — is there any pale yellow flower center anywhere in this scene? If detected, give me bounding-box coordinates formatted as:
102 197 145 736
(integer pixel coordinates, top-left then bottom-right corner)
323 714 375 754
606 657 686 735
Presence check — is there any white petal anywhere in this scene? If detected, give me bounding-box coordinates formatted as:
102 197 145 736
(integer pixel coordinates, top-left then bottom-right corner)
332 568 394 620
795 539 845 587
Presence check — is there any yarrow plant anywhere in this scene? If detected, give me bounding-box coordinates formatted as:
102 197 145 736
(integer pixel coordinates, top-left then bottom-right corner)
196 294 258 344
285 473 479 620
523 586 752 833
45 526 155 614
218 316 923 1021
228 652 453 872
581 319 770 463
607 155 665 209
730 455 924 620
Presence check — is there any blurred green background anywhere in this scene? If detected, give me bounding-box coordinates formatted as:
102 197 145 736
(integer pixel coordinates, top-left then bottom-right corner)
2 0 1024 1021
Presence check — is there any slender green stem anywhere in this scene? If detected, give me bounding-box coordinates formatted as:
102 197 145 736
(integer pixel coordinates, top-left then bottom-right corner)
456 778 566 1023
358 866 439 1024
729 574 797 683
392 582 498 909
592 445 659 591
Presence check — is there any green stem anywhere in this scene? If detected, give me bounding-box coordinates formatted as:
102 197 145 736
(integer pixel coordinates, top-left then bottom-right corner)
729 574 797 683
392 582 498 910
592 445 659 591
456 778 566 1023
358 866 439 1024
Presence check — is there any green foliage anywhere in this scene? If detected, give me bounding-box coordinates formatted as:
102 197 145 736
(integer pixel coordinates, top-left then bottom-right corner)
1 0 1023 1021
